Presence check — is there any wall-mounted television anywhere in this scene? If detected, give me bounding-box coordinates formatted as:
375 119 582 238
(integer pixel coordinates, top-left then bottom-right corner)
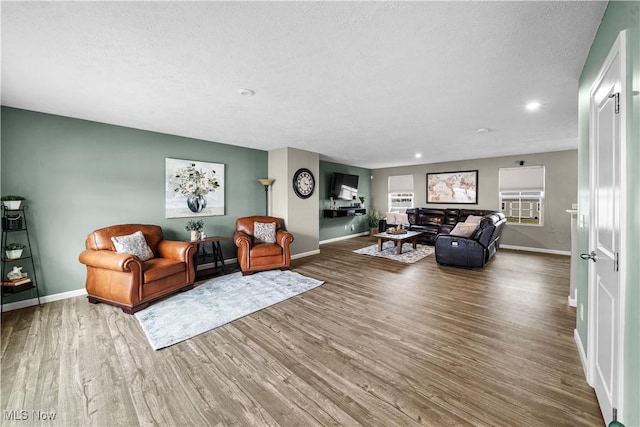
329 172 359 200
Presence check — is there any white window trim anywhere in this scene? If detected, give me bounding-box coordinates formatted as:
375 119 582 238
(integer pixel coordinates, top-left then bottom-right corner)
499 191 545 227
499 166 545 227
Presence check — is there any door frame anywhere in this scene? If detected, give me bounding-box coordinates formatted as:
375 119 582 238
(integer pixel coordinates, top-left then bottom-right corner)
587 30 627 421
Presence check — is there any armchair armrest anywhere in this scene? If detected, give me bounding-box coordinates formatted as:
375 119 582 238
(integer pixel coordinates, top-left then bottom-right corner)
276 229 294 248
233 231 252 272
78 249 140 272
157 240 196 262
434 235 486 268
233 231 252 249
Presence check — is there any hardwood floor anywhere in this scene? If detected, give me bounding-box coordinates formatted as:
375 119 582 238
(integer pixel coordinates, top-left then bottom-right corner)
1 237 602 426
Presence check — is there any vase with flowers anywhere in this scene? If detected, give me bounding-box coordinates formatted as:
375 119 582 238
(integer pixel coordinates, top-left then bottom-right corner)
185 219 204 241
173 163 220 213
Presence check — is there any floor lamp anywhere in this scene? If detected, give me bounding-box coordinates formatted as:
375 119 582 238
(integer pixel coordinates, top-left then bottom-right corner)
258 178 275 216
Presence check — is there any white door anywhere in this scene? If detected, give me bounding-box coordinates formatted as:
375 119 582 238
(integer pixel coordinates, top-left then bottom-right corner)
586 31 626 425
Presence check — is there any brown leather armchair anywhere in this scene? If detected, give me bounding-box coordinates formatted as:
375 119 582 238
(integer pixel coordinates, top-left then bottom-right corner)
78 224 196 314
233 216 294 275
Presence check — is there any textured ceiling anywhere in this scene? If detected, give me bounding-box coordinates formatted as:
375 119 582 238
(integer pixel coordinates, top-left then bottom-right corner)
1 1 607 169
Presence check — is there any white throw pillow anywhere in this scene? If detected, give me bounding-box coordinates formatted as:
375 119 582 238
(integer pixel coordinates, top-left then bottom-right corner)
395 213 409 225
111 230 154 261
465 215 484 224
254 222 276 244
449 223 479 238
385 212 397 225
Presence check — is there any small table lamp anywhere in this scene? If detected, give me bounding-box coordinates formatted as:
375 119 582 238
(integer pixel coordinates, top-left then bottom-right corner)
258 178 275 215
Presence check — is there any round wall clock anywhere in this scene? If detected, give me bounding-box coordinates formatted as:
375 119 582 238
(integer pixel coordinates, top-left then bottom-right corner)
292 168 315 199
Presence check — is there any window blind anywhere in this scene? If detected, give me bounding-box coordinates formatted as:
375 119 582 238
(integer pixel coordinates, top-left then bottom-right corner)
499 166 545 192
388 175 414 193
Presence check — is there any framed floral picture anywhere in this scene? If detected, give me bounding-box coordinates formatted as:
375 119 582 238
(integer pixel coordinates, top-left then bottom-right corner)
165 158 225 218
427 170 478 204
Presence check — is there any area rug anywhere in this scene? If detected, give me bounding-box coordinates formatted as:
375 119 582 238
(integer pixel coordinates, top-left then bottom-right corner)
135 270 324 350
354 241 434 263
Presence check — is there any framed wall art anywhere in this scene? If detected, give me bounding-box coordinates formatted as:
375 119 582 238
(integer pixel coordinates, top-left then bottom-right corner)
427 170 478 204
165 158 225 218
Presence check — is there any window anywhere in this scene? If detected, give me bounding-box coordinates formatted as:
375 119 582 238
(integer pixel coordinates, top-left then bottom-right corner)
388 175 414 212
499 166 545 226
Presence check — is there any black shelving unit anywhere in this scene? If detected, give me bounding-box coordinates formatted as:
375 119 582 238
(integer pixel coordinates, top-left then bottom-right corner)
323 208 366 218
1 205 41 314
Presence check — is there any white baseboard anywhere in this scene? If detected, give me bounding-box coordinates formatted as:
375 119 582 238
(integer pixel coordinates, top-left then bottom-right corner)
292 249 320 260
2 288 87 312
574 329 591 385
501 244 570 256
320 232 368 245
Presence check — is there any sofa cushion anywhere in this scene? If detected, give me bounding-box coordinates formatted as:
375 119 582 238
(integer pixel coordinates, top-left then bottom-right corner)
395 213 409 225
386 212 409 225
385 212 397 224
465 215 484 224
142 258 185 282
111 230 154 261
449 223 480 238
254 222 276 243
250 243 282 258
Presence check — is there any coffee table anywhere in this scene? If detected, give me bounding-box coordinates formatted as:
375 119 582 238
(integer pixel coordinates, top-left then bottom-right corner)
373 230 423 255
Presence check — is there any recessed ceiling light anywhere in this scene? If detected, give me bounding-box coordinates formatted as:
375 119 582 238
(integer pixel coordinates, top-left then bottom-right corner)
238 88 255 97
415 153 422 159
525 101 541 111
476 128 490 133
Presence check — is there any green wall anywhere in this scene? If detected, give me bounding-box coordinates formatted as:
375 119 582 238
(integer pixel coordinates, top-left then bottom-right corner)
577 2 640 424
319 161 371 242
1 107 267 302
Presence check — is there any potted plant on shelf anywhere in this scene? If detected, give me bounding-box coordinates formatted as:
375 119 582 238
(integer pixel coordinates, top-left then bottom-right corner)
4 242 26 259
367 211 380 235
1 195 26 210
185 219 204 241
358 196 365 207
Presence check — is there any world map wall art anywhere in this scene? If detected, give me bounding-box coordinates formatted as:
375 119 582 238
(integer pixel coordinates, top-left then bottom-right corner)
427 170 478 204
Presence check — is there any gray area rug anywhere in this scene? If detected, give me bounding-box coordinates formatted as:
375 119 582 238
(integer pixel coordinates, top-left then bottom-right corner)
354 241 435 263
135 270 324 350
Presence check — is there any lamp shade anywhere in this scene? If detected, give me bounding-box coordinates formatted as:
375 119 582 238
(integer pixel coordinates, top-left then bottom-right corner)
258 178 275 186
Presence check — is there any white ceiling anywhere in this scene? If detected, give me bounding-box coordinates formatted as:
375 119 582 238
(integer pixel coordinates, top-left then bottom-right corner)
1 1 607 169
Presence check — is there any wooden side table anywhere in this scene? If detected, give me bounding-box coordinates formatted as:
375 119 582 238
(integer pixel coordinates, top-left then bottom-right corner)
190 236 227 276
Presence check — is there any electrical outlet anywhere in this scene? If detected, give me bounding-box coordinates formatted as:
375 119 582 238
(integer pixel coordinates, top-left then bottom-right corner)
579 304 584 321
350 224 355 231
344 225 348 230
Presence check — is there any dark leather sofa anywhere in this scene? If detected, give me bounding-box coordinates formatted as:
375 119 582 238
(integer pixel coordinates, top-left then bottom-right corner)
405 208 506 268
405 208 494 244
